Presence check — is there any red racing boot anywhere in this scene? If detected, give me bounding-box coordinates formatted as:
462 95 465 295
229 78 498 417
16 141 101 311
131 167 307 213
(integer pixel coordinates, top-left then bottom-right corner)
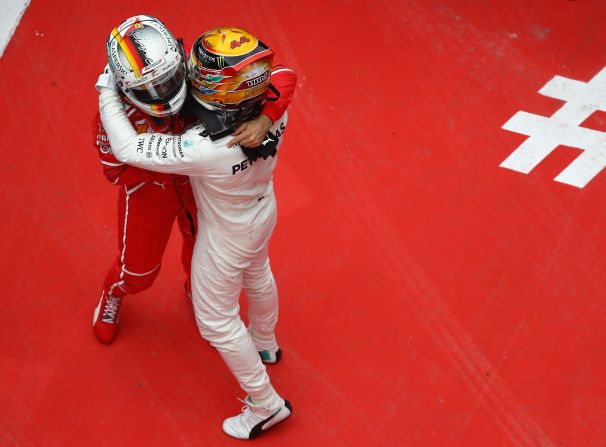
92 293 122 344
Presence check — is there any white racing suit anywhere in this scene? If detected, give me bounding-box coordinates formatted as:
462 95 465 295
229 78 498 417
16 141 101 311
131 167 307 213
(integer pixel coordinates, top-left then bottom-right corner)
99 88 288 400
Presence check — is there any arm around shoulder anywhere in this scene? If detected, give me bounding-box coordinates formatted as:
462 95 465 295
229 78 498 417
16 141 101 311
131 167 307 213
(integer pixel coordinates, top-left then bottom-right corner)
98 88 208 176
262 65 298 123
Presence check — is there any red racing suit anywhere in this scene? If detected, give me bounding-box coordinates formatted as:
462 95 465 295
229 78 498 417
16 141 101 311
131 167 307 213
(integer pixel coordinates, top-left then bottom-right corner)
93 105 197 299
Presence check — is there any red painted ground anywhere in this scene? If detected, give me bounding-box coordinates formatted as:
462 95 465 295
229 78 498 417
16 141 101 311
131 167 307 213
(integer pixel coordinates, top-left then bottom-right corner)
1 1 606 446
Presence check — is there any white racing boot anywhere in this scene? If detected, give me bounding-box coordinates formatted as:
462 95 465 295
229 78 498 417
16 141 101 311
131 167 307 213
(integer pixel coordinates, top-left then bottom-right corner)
223 394 292 439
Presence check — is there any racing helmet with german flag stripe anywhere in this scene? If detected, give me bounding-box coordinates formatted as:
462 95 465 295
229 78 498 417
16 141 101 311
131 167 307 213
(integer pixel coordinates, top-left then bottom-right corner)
106 15 187 117
188 26 274 120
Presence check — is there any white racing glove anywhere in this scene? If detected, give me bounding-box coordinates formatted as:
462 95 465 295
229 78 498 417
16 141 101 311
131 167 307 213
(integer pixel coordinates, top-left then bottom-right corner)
95 64 117 92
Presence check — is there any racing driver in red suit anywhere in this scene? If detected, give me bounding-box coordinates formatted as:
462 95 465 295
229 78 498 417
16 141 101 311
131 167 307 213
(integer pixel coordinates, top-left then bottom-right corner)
92 15 297 345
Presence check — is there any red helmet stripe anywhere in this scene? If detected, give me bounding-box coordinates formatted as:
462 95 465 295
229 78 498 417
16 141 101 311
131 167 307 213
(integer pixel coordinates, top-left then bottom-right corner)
123 34 148 74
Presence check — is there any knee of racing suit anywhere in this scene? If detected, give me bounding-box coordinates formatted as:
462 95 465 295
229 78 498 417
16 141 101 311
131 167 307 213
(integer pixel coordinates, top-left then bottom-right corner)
104 261 161 298
192 298 249 353
243 267 276 300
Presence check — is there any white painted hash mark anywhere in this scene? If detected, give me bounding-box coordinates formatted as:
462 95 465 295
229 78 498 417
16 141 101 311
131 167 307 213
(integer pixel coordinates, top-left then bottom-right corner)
500 67 606 188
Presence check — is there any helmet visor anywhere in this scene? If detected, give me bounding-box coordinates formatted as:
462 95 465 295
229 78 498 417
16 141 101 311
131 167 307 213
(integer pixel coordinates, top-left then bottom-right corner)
129 62 186 105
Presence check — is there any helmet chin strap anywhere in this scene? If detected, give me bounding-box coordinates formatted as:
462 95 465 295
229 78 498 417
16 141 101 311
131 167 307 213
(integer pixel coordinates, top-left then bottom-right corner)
181 95 237 141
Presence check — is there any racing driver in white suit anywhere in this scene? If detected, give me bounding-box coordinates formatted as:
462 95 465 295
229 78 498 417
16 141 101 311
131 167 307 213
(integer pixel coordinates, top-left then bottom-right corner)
98 26 296 439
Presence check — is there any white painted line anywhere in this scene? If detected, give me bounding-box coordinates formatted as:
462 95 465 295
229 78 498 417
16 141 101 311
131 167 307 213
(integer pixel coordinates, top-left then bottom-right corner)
0 0 31 58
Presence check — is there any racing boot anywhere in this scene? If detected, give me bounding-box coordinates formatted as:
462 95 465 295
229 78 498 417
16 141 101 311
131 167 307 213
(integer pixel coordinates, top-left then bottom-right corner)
223 394 292 439
92 293 122 344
